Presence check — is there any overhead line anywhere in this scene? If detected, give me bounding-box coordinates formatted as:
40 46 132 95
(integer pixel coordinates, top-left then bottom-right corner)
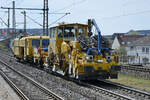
52 0 87 13
1 7 43 10
25 14 43 27
102 10 150 20
49 13 70 27
0 16 8 27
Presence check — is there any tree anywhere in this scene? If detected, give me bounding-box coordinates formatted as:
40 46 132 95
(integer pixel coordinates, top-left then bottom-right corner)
116 46 127 64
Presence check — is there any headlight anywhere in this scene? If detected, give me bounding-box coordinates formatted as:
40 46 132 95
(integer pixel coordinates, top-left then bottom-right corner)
86 55 93 61
97 60 103 63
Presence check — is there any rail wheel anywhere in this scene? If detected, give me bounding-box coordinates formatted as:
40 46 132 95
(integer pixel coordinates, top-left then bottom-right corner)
52 64 56 72
39 58 44 68
73 67 78 79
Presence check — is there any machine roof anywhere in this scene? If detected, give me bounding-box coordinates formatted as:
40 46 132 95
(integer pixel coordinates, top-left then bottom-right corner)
50 23 88 28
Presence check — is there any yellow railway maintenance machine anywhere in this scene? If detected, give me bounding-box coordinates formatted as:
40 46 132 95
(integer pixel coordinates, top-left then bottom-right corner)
13 36 49 67
48 19 121 80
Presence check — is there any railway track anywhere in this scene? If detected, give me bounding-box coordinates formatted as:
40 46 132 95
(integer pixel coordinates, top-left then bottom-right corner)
121 65 150 73
100 80 150 99
0 69 29 100
87 80 150 100
77 81 133 100
0 59 64 100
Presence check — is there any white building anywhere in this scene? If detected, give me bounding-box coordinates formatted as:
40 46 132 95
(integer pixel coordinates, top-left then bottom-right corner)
112 36 120 50
112 34 144 50
128 36 150 64
111 34 145 64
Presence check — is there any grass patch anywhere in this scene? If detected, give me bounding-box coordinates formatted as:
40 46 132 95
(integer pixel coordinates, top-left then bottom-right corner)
108 74 150 92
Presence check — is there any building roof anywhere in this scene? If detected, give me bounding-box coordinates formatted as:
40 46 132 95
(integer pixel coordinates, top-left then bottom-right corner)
129 35 150 46
127 30 150 35
117 34 145 46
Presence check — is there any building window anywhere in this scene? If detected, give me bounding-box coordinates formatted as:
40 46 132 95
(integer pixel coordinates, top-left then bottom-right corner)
122 42 125 45
130 46 134 50
142 47 145 52
146 48 149 54
142 58 149 64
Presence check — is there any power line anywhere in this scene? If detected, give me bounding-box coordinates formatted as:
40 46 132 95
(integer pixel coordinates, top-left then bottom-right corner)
1 0 49 36
0 17 8 27
1 7 43 10
31 12 70 15
52 0 87 13
102 9 150 20
122 0 142 6
49 13 70 27
22 13 43 27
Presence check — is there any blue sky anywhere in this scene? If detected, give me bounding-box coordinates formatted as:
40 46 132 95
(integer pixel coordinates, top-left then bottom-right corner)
0 0 150 35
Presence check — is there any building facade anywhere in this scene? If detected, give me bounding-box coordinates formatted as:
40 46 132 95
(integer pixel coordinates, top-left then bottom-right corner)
111 34 147 64
128 36 150 64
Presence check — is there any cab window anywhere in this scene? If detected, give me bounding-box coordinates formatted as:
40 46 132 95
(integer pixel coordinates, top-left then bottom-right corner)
78 27 85 36
64 27 75 37
50 27 56 38
63 27 76 40
42 39 49 48
58 27 63 38
32 39 40 47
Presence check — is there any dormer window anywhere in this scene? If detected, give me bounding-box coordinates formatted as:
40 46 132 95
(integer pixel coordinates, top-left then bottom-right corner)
130 46 134 50
127 42 131 44
122 42 125 45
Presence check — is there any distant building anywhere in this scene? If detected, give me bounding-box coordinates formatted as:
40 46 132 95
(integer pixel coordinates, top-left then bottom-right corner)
111 34 146 64
112 34 145 50
128 30 150 35
128 35 150 64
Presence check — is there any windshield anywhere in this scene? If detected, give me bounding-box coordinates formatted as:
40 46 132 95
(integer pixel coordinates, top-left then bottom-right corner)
58 27 63 38
78 27 86 36
64 27 75 40
42 39 49 48
32 39 40 47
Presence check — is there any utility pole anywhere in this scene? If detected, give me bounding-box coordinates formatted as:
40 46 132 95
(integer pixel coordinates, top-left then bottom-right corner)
12 1 16 32
7 8 10 36
1 0 49 35
23 11 26 33
43 0 49 36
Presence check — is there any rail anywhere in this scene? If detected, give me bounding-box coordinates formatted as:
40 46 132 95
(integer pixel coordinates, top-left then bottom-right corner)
0 59 64 100
0 69 29 100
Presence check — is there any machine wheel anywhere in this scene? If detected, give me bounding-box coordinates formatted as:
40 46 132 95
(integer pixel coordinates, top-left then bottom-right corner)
47 67 53 74
52 64 56 72
16 57 21 62
73 68 78 79
39 58 44 68
64 67 69 76
69 63 73 75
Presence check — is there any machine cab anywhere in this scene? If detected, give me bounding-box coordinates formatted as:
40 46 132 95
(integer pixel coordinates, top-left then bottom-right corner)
50 24 88 40
49 24 89 53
